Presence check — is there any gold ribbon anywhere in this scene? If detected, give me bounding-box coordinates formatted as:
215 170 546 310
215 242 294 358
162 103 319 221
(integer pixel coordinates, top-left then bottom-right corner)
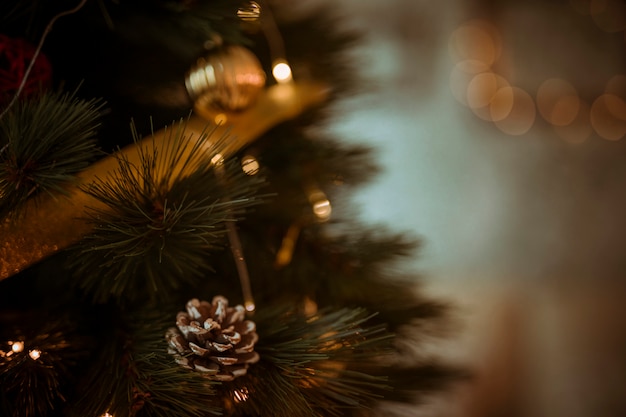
0 81 328 280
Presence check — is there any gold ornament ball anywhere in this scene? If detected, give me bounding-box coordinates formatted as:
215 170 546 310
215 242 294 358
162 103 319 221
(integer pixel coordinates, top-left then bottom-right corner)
186 45 266 112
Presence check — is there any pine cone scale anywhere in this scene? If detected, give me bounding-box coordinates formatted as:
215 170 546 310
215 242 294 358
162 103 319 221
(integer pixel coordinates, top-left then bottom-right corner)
167 296 259 381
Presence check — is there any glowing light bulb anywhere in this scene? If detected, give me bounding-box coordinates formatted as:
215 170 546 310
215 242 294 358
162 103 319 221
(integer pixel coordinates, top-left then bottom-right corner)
272 60 292 83
211 153 224 166
241 155 260 175
244 301 256 313
233 387 250 403
28 349 41 360
312 199 332 222
11 341 24 353
102 413 114 417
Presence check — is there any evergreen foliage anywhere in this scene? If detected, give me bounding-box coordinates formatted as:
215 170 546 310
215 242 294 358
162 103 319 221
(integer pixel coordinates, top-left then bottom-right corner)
0 1 463 416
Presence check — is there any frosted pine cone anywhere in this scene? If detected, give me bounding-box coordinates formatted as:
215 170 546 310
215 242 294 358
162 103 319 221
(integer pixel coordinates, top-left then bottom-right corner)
166 296 259 381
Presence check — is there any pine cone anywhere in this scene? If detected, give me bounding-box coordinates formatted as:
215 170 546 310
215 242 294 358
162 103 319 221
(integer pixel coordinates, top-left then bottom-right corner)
166 296 259 381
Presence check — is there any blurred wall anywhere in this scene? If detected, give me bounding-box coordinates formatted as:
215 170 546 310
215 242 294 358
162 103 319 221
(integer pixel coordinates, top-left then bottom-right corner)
313 0 626 416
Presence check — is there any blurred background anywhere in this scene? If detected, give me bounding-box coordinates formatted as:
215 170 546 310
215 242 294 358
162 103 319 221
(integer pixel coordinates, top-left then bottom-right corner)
301 0 626 416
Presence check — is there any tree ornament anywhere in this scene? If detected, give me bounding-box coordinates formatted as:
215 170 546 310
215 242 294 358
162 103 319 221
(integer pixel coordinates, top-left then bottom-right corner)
166 297 259 381
185 45 266 112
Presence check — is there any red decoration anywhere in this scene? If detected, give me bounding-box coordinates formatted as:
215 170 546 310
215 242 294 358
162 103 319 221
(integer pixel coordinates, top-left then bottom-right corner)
0 34 52 105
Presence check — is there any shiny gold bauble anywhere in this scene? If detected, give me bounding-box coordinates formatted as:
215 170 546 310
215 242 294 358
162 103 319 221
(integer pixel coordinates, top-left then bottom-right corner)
185 45 266 112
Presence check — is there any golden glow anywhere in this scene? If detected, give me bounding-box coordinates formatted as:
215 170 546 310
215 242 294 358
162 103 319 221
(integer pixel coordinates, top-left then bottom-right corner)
537 78 580 127
102 413 114 417
28 349 41 360
312 199 332 221
275 223 301 268
213 113 228 125
303 296 318 316
448 20 501 68
233 388 250 403
554 99 592 144
466 72 511 121
211 153 224 166
272 60 293 83
244 301 256 313
605 74 626 97
489 86 515 122
494 87 536 136
591 94 626 141
241 155 260 175
11 341 24 353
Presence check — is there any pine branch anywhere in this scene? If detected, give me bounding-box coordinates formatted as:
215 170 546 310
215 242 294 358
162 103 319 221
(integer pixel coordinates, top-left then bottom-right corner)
223 305 395 417
69 306 223 417
0 90 103 219
70 119 266 303
0 311 87 417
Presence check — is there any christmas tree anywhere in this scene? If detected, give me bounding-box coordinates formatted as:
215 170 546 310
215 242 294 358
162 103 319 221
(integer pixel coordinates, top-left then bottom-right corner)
0 1 462 416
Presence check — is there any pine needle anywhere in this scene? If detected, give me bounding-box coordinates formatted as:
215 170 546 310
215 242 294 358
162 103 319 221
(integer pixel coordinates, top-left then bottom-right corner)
0 89 103 219
71 119 265 303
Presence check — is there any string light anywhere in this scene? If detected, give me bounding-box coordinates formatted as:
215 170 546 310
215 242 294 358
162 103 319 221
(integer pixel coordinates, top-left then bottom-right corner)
272 59 293 84
11 341 24 353
233 387 250 403
28 349 41 360
241 155 260 175
449 14 625 142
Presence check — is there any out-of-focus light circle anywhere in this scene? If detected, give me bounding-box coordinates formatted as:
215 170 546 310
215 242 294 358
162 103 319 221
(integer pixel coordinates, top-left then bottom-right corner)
494 87 536 136
312 199 331 222
554 100 593 143
241 155 260 175
604 94 626 120
11 341 24 353
466 72 511 121
537 78 580 126
590 0 626 33
28 349 41 360
213 113 228 125
272 60 293 83
211 153 224 166
450 63 485 106
605 74 626 98
448 20 501 67
591 94 626 140
490 86 515 122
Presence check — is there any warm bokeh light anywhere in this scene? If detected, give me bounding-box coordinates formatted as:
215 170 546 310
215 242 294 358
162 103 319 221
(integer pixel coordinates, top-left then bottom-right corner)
241 155 260 175
537 78 580 126
448 20 501 68
28 349 41 360
312 199 332 222
11 341 24 353
211 153 224 166
490 86 515 122
590 0 626 33
553 99 593 143
605 74 626 97
213 113 228 125
494 87 536 136
467 72 511 121
272 60 293 83
591 94 626 140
